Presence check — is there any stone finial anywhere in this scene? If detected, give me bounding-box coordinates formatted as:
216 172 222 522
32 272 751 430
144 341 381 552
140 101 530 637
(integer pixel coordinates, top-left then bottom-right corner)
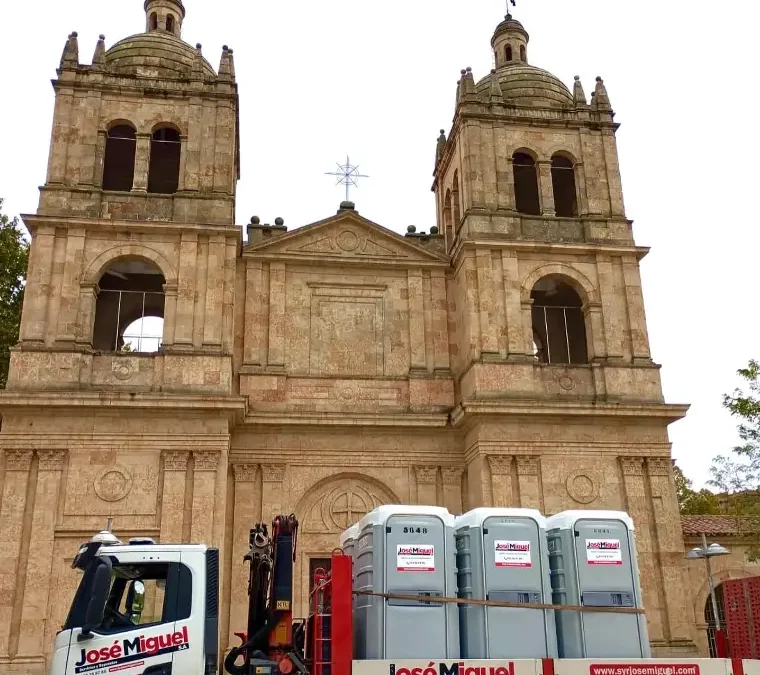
590 91 598 111
91 35 106 70
60 31 79 70
573 75 587 107
435 129 447 166
594 76 612 110
228 48 236 80
459 67 477 101
218 45 233 82
489 69 504 104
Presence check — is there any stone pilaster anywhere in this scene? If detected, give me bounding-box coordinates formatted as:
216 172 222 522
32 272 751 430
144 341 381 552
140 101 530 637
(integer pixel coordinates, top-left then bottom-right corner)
0 451 33 658
267 263 286 368
431 270 450 372
261 464 286 523
476 250 499 356
159 451 188 544
538 161 555 216
441 467 464 514
501 251 526 357
229 464 259 646
203 235 225 348
161 283 178 348
191 452 219 544
132 133 151 192
55 229 86 343
408 269 426 371
516 456 541 509
174 233 198 348
620 456 664 643
415 466 438 505
18 226 55 344
647 457 691 643
488 455 514 507
243 260 264 366
17 451 67 658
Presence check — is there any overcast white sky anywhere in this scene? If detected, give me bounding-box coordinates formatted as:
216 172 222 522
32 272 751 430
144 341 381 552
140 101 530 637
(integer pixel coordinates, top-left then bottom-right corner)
1 1 757 487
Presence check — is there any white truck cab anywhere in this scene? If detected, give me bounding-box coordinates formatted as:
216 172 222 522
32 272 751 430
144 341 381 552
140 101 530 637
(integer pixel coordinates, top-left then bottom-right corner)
50 530 219 675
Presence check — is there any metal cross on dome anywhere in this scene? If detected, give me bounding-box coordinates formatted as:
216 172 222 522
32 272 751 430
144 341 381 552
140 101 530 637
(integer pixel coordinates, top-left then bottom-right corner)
506 0 516 18
325 156 369 202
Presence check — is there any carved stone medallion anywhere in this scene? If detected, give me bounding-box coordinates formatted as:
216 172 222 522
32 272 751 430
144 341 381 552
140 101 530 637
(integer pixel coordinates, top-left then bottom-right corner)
94 466 134 503
565 471 599 505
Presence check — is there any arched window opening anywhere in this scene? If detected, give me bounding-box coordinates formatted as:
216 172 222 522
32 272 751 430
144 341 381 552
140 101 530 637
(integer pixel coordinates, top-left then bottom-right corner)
513 152 541 215
166 15 175 34
506 45 513 62
150 12 158 30
552 154 578 217
452 170 462 230
147 127 181 194
520 45 527 62
531 277 588 365
444 190 453 250
102 125 137 192
93 258 166 353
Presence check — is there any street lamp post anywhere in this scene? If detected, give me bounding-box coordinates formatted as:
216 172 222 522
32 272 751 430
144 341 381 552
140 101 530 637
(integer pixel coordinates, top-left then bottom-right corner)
686 534 730 657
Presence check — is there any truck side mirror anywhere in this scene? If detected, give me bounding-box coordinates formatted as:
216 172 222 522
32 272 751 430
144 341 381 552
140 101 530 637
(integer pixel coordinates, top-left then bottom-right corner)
79 560 112 642
127 580 145 623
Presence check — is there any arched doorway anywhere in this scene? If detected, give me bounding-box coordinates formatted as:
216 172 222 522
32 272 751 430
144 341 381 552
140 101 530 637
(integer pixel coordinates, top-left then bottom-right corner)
704 583 726 658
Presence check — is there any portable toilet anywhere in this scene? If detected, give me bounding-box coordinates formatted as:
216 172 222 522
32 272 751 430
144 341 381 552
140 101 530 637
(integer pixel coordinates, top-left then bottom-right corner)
454 508 557 659
354 505 459 660
546 510 650 658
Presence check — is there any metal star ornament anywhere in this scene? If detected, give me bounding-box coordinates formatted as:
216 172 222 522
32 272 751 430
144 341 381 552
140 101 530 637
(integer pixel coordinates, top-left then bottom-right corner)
325 156 369 202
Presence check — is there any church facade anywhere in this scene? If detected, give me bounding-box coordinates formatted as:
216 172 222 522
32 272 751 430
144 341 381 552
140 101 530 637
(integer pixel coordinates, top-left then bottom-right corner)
0 1 736 671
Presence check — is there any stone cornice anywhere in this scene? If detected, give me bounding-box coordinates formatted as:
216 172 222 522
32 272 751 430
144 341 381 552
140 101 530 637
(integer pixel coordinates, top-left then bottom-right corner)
0 391 247 423
242 411 449 428
452 400 689 429
453 237 649 262
21 213 239 238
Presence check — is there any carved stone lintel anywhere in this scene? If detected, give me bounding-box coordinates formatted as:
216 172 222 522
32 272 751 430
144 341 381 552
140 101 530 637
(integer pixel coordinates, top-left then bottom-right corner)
164 451 189 472
37 449 67 471
516 456 540 476
647 458 671 477
233 464 258 483
194 452 220 472
487 455 513 475
4 450 33 471
415 466 438 484
262 464 286 482
441 467 464 485
620 457 645 477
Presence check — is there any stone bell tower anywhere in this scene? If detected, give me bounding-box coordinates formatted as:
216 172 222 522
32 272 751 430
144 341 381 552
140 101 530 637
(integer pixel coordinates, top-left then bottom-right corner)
433 11 696 655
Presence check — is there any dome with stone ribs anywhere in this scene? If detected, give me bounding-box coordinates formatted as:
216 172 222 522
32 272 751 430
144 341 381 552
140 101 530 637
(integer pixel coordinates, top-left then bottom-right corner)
476 64 573 108
105 32 216 79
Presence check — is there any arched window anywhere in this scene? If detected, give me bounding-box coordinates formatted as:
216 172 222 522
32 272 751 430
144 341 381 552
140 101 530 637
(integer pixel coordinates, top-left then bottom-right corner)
552 154 578 217
92 258 166 353
452 170 461 230
150 12 158 30
531 277 588 365
513 152 541 215
506 45 513 62
148 127 181 194
166 15 175 34
444 189 453 249
520 45 527 62
704 584 726 658
102 125 137 192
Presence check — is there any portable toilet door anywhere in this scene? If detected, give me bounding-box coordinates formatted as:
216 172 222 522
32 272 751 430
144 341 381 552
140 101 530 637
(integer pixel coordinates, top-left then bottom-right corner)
355 505 459 660
455 508 557 659
547 510 650 658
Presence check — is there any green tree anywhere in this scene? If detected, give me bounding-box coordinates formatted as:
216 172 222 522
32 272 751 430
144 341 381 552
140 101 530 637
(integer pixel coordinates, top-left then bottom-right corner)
674 462 720 515
708 360 760 558
0 199 29 388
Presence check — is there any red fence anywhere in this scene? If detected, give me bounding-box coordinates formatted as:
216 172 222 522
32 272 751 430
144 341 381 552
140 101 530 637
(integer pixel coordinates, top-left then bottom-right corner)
725 576 760 658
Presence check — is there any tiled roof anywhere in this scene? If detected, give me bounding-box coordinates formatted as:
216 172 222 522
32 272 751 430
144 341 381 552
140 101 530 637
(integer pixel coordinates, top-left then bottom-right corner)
681 515 753 537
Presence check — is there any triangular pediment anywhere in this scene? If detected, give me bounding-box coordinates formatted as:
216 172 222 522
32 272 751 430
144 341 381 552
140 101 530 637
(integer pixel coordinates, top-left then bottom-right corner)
244 210 448 266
